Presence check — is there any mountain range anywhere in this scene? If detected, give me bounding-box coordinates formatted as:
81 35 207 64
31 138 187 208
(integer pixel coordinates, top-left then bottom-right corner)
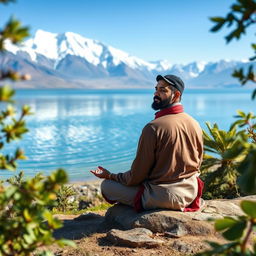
1 29 254 89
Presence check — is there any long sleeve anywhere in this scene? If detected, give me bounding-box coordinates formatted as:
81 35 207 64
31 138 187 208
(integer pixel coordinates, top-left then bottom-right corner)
111 124 156 186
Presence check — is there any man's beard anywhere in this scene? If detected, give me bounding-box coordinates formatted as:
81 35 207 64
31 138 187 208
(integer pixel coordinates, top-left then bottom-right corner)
151 96 173 110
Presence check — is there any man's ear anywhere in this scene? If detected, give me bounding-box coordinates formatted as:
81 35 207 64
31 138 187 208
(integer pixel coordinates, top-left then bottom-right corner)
173 91 181 102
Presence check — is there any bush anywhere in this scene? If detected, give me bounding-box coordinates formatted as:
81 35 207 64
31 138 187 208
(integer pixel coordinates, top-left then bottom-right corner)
201 110 255 199
0 169 75 256
0 1 76 255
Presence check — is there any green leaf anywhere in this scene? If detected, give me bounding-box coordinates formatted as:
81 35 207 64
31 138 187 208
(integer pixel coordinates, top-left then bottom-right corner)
210 22 226 32
222 219 247 240
238 146 256 194
222 141 245 160
2 17 30 44
0 85 15 102
230 120 244 130
237 110 246 118
210 17 226 23
215 217 237 231
232 4 242 12
241 200 256 218
23 208 32 222
57 239 76 248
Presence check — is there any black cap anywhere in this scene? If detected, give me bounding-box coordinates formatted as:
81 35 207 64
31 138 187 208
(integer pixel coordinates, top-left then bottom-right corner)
156 74 185 94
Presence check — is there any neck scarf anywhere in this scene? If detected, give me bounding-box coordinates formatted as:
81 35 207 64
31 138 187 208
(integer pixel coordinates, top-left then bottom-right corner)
155 104 184 119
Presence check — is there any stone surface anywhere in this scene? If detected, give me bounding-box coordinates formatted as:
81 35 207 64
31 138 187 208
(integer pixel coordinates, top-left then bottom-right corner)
105 204 214 236
106 228 164 248
74 212 102 221
171 240 195 254
105 196 256 237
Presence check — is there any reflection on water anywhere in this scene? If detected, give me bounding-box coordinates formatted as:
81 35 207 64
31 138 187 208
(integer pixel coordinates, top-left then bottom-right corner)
0 89 254 181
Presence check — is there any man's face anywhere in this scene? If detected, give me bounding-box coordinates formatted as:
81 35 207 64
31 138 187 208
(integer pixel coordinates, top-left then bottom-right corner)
151 80 174 110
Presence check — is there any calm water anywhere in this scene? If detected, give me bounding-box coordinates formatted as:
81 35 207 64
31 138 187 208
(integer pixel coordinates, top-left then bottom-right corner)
0 88 255 181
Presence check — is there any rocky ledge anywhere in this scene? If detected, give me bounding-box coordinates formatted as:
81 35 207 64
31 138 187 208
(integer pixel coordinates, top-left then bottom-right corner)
56 181 256 254
101 195 256 249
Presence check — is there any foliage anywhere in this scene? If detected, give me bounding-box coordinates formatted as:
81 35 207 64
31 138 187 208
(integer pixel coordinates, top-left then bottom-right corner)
210 0 256 99
52 185 78 213
52 203 111 215
230 110 256 143
199 1 256 255
0 169 76 256
0 7 32 171
201 122 246 199
201 110 255 199
0 1 76 255
196 200 256 256
6 170 25 185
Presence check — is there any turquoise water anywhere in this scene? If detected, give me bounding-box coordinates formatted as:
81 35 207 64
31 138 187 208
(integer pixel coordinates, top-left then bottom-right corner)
0 88 255 181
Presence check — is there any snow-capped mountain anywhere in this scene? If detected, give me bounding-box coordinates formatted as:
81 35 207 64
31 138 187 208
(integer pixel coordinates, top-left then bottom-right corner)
6 30 157 71
1 29 253 89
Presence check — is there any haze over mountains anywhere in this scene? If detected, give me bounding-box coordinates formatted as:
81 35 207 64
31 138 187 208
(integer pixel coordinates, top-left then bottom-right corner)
1 29 254 89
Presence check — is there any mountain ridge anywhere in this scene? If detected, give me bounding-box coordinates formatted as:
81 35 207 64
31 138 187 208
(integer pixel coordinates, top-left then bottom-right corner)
1 29 254 89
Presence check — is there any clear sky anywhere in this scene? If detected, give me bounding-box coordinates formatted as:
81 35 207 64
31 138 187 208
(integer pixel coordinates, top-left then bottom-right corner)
0 0 254 64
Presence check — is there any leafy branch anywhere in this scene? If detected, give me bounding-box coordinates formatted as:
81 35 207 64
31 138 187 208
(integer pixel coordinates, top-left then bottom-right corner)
210 0 256 99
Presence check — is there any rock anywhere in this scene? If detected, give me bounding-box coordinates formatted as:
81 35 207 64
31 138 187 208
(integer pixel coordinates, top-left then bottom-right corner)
134 210 214 236
171 240 195 254
105 196 256 237
105 204 137 229
164 231 184 238
202 200 244 216
78 200 91 210
105 204 214 236
74 212 102 221
106 228 164 248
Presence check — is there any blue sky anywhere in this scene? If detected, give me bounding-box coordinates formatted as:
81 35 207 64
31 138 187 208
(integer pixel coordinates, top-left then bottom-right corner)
0 0 254 64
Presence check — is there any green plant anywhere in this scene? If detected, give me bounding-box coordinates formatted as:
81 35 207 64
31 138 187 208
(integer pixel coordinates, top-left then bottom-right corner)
201 121 248 199
196 200 256 255
231 110 256 143
0 1 76 255
210 0 256 99
0 169 76 256
198 0 256 254
53 185 78 212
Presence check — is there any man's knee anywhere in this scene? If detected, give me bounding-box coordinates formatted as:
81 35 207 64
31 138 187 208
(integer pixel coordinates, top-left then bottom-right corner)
101 179 112 191
101 179 118 198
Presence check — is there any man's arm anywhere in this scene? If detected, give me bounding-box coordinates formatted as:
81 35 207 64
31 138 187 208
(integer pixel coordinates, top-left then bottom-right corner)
110 124 157 186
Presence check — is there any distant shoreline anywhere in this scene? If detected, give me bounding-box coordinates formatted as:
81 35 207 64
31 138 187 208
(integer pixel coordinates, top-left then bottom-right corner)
13 87 254 90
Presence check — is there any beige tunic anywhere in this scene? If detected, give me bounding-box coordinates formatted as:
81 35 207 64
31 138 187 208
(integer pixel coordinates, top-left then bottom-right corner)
111 112 203 186
108 112 203 210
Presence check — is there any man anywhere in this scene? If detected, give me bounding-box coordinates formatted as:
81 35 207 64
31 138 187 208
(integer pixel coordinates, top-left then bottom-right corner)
90 74 204 212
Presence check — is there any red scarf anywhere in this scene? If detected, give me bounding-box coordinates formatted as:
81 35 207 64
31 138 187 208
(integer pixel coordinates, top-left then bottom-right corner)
155 104 184 119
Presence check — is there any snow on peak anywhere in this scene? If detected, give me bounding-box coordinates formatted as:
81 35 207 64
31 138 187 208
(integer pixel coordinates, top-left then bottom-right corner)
27 29 59 59
195 61 207 73
5 29 160 71
150 60 171 71
107 45 156 70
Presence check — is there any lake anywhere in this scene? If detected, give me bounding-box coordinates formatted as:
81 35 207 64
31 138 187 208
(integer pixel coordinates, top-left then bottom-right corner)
0 88 255 181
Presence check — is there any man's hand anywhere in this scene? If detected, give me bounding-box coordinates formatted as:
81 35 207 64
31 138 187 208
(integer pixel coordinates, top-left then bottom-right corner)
90 166 111 179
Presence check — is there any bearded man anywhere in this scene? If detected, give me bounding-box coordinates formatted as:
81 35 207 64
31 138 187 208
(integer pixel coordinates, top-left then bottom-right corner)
90 74 204 212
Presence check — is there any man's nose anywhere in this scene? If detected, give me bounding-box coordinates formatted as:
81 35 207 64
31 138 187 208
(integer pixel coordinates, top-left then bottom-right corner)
154 91 159 96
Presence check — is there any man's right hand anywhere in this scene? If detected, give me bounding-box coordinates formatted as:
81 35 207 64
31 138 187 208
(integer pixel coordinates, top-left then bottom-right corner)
90 166 111 179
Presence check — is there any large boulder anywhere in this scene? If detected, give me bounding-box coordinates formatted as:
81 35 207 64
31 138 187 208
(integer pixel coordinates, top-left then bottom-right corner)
105 196 256 237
